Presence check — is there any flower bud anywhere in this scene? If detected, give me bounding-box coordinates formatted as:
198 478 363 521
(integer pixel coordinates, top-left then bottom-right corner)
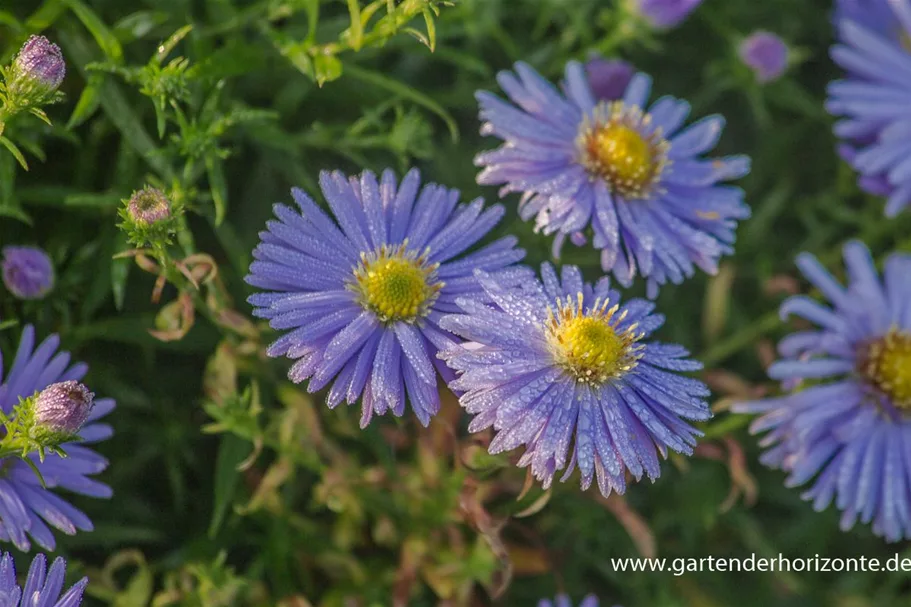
634 0 703 29
34 381 94 436
127 187 171 225
739 31 789 83
584 55 634 102
1 246 54 300
6 36 65 99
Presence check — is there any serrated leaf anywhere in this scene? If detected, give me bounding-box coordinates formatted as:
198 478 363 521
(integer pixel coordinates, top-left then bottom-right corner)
208 433 251 538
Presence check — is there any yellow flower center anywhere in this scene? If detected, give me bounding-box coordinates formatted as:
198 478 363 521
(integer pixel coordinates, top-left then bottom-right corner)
546 293 643 385
351 243 442 323
860 329 911 409
578 101 669 199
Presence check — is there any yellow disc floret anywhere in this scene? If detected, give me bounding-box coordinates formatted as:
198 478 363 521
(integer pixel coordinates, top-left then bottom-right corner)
546 293 644 385
861 329 911 409
578 101 669 200
351 242 442 323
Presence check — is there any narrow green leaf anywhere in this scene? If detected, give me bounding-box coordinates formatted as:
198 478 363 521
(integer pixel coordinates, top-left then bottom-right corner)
422 8 437 51
24 0 66 31
154 24 193 65
344 63 458 142
0 11 23 31
59 25 175 180
208 433 251 538
111 230 131 311
205 153 228 225
64 0 124 62
66 74 103 129
0 136 29 171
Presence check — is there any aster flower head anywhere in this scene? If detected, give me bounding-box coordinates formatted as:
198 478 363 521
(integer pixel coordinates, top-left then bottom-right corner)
0 552 86 606
633 0 703 29
475 62 750 296
439 263 711 497
827 0 911 216
739 31 789 83
0 326 114 551
733 242 911 542
583 55 634 102
4 36 65 104
475 61 750 296
1 246 54 300
246 168 529 428
538 595 604 607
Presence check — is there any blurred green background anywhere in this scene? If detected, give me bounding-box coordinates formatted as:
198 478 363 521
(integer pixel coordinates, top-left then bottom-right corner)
2 0 911 605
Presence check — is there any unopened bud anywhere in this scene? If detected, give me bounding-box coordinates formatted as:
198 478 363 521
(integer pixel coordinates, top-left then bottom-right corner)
127 187 171 225
1 246 54 300
34 381 94 435
7 36 65 98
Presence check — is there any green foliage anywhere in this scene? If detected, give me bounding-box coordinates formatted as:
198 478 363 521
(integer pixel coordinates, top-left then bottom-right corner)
1 0 911 606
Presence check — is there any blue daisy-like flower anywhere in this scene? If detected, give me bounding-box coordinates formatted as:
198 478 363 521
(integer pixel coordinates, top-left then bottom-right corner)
439 263 712 496
827 0 911 216
537 594 603 607
733 242 911 541
246 169 529 427
0 552 86 606
0 325 114 551
474 61 750 297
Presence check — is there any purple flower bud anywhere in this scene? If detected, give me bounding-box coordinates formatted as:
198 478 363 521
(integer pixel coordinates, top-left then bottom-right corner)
1 246 54 300
10 35 65 93
584 55 634 101
635 0 703 29
127 187 171 225
34 380 94 435
739 31 789 83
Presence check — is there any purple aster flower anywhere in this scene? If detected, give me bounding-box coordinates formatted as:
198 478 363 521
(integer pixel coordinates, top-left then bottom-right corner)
34 381 95 436
245 169 529 428
439 263 711 497
1 246 54 300
126 187 170 225
733 242 911 542
0 552 86 606
827 0 911 216
0 325 114 551
475 62 750 297
635 0 703 29
739 32 789 83
6 36 65 98
583 55 634 102
538 595 604 607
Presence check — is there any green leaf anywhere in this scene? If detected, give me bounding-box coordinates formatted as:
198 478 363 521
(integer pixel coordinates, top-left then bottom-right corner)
64 0 124 62
422 7 437 51
313 53 343 87
112 10 169 42
24 0 67 30
66 74 103 129
205 153 228 225
0 10 23 31
344 63 458 142
59 24 175 180
0 136 29 171
208 433 251 538
154 24 193 65
111 230 131 311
